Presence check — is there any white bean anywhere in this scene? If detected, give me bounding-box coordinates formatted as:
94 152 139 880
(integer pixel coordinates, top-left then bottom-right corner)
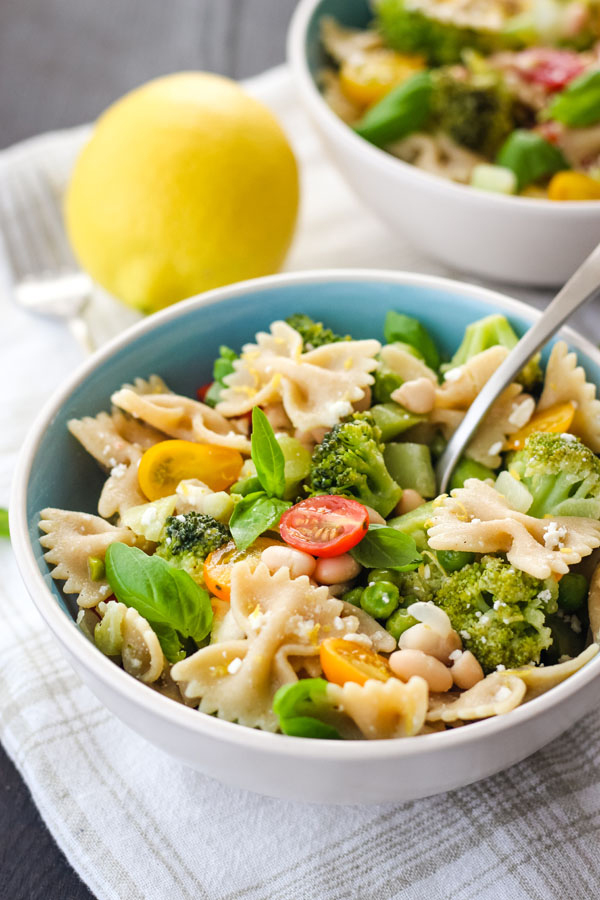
391 378 436 414
450 650 484 690
363 505 386 526
389 649 453 693
395 489 425 516
314 554 362 585
260 544 316 579
399 624 462 664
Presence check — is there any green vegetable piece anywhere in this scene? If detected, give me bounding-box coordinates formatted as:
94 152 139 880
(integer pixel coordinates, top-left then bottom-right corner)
230 475 263 496
354 71 433 147
87 555 106 582
384 442 436 498
342 586 364 607
372 367 404 404
204 345 237 407
470 163 517 195
367 567 403 586
277 434 312 499
229 492 291 551
388 500 434 551
544 613 586 664
273 678 342 740
548 70 600 128
94 602 126 657
105 542 213 663
251 407 286 499
370 403 424 442
285 313 350 349
361 581 400 619
383 311 440 370
557 573 588 613
449 458 496 490
496 130 569 192
437 549 475 573
349 524 422 571
308 412 402 516
0 507 9 539
385 608 419 641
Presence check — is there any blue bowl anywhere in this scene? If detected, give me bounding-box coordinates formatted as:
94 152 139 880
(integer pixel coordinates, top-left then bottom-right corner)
11 270 600 804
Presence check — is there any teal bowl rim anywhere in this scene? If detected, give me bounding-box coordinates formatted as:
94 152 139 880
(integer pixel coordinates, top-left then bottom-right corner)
10 268 600 759
287 0 600 212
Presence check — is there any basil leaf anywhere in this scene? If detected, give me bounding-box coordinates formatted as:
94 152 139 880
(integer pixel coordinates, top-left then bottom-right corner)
229 491 291 551
350 524 422 571
105 543 213 662
496 130 569 191
273 678 342 740
0 508 9 539
354 71 433 147
383 311 440 370
548 71 600 128
251 407 286 498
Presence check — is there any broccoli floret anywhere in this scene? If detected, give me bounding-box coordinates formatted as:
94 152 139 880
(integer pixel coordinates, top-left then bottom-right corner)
308 412 402 517
431 68 515 157
396 556 445 603
508 432 600 518
442 313 542 390
375 0 518 65
434 555 556 671
285 314 350 350
156 512 230 582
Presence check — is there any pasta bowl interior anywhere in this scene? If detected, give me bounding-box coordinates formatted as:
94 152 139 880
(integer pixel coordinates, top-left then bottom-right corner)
288 0 600 286
11 269 600 805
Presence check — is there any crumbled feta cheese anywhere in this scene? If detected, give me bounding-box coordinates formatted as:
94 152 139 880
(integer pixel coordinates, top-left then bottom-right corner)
571 615 582 634
496 664 506 672
227 657 243 675
494 685 511 702
561 432 576 442
543 521 568 551
460 630 471 641
333 616 344 630
141 506 158 526
111 463 127 479
248 605 264 631
488 441 503 457
480 615 490 626
508 397 535 428
423 564 431 580
536 589 552 604
342 633 372 648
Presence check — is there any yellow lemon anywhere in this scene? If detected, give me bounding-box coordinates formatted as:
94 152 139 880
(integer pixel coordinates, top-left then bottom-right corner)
65 72 299 313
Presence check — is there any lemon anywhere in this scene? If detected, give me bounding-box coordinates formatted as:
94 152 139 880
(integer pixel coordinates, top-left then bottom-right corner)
65 72 299 313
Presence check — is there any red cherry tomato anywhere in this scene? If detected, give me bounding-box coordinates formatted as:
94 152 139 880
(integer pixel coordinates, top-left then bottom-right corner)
279 495 369 558
197 382 213 403
517 49 586 92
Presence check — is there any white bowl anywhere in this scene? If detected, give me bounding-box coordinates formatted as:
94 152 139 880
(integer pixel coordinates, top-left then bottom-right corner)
10 269 600 805
287 0 600 287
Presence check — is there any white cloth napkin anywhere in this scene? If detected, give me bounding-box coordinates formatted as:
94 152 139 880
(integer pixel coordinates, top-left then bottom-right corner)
3 66 600 900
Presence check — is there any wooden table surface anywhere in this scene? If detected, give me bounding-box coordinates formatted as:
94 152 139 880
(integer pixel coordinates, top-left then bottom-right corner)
0 1 296 896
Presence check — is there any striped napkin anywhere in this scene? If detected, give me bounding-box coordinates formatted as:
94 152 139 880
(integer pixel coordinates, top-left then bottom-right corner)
3 66 600 900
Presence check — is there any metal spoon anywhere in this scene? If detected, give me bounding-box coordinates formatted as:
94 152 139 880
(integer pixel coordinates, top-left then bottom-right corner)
436 242 600 494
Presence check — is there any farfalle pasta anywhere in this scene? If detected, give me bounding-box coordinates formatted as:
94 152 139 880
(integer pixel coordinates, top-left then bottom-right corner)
39 309 600 740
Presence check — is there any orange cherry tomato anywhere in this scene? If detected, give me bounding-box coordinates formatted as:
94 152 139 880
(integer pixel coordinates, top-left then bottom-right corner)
505 402 576 451
339 49 425 107
203 537 282 601
319 638 392 687
548 172 600 202
138 439 243 501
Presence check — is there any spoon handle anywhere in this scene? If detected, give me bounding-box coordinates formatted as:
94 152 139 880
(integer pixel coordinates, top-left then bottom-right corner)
436 242 600 494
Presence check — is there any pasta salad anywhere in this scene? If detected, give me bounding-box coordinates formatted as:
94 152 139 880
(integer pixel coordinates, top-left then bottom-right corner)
320 0 600 199
40 310 600 740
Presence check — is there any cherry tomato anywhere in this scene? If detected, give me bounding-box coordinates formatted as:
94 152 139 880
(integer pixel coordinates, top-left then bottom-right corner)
197 382 213 403
517 49 586 92
279 496 368 558
203 537 282 601
138 439 243 501
320 638 392 687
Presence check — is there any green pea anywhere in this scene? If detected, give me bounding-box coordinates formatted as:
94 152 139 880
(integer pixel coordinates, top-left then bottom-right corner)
368 568 402 586
437 550 475 573
360 581 400 620
342 587 364 607
558 573 588 612
87 555 105 582
385 609 418 641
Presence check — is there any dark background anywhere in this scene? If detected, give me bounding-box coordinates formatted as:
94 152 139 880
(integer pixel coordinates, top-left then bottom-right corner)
0 1 296 896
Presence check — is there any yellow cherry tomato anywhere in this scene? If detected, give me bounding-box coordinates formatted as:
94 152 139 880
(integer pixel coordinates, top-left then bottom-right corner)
319 638 392 687
203 537 282 601
339 49 425 108
138 439 243 500
505 401 576 451
548 172 600 201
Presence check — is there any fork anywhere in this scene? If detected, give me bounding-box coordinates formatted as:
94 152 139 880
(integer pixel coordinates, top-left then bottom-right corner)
0 162 95 354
